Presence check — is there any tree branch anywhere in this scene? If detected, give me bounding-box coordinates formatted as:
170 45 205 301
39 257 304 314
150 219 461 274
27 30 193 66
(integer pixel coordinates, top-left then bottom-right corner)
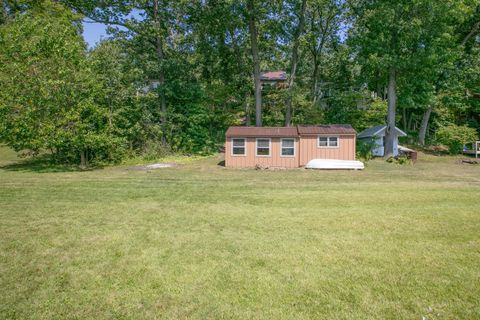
461 20 480 46
71 5 143 36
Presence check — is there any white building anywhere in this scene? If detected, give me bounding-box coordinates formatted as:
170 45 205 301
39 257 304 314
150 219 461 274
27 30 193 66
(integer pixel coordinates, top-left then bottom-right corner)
357 125 407 157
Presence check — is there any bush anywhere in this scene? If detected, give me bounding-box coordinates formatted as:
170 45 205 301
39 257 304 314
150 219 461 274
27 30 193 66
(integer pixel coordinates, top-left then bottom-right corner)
435 125 478 155
386 155 411 165
356 139 375 162
142 140 171 161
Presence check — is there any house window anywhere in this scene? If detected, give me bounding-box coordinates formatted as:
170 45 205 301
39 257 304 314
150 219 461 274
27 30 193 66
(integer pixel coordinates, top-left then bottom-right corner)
232 138 246 155
256 138 271 156
318 136 339 148
281 138 295 156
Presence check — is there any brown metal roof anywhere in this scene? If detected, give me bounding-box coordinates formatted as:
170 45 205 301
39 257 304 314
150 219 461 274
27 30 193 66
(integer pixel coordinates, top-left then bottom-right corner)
226 124 356 137
226 126 298 137
260 71 287 81
297 125 356 135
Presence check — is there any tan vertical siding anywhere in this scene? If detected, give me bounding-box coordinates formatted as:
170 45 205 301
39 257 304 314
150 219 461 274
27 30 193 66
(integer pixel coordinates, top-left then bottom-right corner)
226 134 355 168
299 134 356 166
225 137 299 168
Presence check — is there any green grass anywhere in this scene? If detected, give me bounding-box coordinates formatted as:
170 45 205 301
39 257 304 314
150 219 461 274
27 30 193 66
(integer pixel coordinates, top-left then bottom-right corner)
1 146 479 319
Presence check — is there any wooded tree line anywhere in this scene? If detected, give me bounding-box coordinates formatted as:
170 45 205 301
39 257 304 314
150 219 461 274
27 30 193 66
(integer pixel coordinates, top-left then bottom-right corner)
0 0 479 165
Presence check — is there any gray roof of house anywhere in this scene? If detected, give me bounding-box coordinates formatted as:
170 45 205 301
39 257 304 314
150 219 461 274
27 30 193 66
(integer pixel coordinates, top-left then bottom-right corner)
357 125 407 138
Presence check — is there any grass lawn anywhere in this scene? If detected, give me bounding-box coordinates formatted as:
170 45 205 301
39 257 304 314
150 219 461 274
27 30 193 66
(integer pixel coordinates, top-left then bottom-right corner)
1 146 480 319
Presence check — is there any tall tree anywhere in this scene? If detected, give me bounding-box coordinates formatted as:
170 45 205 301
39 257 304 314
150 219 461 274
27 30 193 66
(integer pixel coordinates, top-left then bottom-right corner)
305 0 342 105
285 0 307 126
350 0 468 157
246 0 262 127
153 0 167 144
0 0 119 166
63 0 176 143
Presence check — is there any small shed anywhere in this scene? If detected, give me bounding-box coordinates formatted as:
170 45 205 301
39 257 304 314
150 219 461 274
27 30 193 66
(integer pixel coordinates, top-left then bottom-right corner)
357 125 407 157
224 125 357 168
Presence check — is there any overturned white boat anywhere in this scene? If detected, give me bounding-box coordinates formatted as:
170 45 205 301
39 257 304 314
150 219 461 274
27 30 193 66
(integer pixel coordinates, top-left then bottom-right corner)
305 159 364 170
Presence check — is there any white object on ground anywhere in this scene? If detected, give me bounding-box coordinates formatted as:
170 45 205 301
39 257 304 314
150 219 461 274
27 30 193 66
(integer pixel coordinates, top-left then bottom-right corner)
145 163 175 169
398 145 414 153
305 159 364 170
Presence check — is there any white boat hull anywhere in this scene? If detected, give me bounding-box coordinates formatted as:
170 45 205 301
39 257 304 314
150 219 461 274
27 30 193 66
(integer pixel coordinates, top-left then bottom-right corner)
305 159 364 170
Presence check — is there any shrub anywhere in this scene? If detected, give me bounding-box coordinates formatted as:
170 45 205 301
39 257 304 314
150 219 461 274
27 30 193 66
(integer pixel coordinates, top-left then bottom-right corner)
386 155 411 165
142 140 171 161
356 139 375 162
436 125 478 155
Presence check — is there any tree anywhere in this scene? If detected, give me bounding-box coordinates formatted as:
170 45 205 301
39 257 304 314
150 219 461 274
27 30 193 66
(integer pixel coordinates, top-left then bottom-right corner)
283 0 307 126
63 0 176 143
2 0 479 165
0 1 119 166
246 0 262 126
89 40 147 151
305 0 343 105
350 0 469 157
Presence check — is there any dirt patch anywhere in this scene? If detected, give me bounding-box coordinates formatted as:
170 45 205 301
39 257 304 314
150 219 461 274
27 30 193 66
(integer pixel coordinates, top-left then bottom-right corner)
125 163 180 171
457 158 478 165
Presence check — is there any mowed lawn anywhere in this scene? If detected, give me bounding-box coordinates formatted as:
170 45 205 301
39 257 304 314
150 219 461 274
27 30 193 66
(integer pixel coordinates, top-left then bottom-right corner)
1 146 479 319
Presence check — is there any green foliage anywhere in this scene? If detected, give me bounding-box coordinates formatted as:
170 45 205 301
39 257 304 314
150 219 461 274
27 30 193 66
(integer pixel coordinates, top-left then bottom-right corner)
435 125 478 154
386 155 411 165
323 91 363 126
141 140 171 161
357 99 387 131
2 0 480 165
0 1 121 166
323 96 390 133
356 139 375 162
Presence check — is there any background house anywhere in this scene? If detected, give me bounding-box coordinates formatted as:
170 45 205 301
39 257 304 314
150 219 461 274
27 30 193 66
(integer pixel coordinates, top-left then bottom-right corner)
225 125 357 168
260 71 288 89
357 125 407 157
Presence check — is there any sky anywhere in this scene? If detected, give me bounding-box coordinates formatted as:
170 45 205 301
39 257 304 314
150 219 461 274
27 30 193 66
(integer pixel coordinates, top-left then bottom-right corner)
82 10 144 48
82 21 108 48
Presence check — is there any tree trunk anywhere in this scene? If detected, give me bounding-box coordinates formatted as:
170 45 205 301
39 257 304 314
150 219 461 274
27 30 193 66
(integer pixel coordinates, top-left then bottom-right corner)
418 106 432 146
80 149 87 168
154 0 167 145
0 2 6 25
407 112 414 132
384 67 397 158
285 0 307 127
247 0 262 127
376 79 382 99
244 90 251 126
311 58 319 103
461 21 480 46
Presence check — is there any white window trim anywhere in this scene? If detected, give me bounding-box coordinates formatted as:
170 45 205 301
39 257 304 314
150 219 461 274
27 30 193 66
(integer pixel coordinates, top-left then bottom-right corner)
255 138 271 157
317 135 340 149
280 138 296 157
231 137 246 156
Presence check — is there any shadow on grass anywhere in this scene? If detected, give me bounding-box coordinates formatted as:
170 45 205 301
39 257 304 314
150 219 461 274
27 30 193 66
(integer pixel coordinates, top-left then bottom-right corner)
421 149 451 157
217 160 225 167
0 154 90 173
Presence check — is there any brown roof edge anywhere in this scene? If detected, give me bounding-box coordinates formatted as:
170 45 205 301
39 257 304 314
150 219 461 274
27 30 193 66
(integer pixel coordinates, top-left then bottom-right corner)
226 126 298 137
297 124 356 135
226 124 356 137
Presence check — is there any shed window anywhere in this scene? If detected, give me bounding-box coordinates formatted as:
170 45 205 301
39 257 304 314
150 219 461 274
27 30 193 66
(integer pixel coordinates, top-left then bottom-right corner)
232 138 246 155
256 138 271 156
281 138 295 156
318 136 339 148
